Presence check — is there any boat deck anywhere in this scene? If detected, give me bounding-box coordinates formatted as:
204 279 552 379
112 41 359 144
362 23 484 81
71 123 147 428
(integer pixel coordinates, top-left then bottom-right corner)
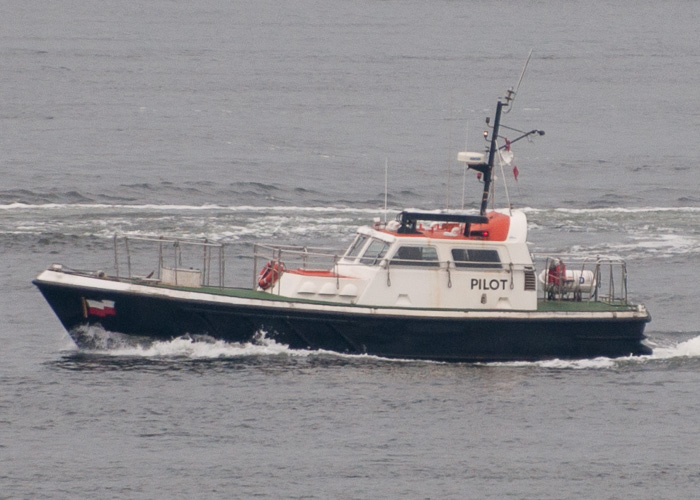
535 299 638 313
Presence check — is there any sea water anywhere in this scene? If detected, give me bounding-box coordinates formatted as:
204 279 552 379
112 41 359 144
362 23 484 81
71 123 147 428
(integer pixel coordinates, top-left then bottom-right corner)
2 1 699 498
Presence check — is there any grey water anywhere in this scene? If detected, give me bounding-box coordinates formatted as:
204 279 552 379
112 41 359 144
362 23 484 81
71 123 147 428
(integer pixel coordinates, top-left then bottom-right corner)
2 0 700 498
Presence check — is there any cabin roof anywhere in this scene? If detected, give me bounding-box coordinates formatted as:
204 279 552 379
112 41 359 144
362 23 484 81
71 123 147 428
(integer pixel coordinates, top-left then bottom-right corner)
376 210 512 242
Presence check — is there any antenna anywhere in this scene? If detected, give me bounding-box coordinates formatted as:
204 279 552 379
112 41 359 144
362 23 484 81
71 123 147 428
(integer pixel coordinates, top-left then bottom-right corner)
504 49 533 114
384 158 389 223
461 122 469 210
445 93 454 210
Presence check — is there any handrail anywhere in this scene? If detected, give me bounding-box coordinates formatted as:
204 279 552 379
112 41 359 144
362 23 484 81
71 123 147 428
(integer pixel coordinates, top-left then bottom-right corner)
534 254 628 304
122 235 224 248
113 234 225 288
254 243 342 257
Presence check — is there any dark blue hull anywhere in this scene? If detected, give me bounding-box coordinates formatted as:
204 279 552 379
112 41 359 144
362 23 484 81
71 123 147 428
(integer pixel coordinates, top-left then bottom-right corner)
34 279 652 362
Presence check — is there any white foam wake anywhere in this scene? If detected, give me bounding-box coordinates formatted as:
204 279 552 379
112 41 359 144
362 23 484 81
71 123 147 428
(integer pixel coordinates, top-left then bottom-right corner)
94 337 414 364
70 327 392 362
521 206 700 215
82 331 316 359
0 202 384 214
67 326 700 368
645 334 700 360
105 337 299 358
5 202 698 214
491 357 619 370
494 334 700 370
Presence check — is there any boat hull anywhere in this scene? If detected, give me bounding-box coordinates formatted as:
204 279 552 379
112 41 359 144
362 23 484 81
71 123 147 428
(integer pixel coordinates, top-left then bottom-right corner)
34 270 652 362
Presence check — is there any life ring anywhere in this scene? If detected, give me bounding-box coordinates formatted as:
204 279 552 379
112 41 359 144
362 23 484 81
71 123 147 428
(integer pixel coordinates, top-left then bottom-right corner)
258 260 285 290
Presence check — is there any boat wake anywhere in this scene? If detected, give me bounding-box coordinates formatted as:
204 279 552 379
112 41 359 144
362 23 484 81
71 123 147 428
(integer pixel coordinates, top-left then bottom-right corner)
60 325 700 370
644 334 700 360
62 325 406 364
65 325 315 359
93 335 302 359
492 333 700 370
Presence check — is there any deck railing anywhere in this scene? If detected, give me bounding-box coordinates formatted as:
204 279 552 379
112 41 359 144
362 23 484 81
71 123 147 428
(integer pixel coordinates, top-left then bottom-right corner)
113 235 225 288
532 254 629 304
108 238 631 304
253 244 343 290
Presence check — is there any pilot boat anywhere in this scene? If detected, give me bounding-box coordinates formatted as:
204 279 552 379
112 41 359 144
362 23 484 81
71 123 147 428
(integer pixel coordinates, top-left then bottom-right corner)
33 88 652 362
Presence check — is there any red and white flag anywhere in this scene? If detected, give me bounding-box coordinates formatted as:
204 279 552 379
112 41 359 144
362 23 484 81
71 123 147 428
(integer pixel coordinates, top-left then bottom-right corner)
85 299 116 317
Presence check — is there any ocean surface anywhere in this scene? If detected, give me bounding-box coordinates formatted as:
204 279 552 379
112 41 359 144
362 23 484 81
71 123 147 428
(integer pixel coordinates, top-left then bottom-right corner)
2 1 700 498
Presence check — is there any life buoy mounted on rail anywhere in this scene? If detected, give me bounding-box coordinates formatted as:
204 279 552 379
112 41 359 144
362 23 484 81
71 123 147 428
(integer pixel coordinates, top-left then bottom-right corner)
258 260 285 290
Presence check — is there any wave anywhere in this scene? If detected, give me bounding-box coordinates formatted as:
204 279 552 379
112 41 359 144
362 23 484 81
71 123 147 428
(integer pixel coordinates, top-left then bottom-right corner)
491 334 700 370
0 182 284 205
96 336 309 359
1 201 698 212
4 202 697 261
565 233 700 260
645 334 700 360
522 206 700 215
60 329 413 366
60 326 700 370
0 202 387 214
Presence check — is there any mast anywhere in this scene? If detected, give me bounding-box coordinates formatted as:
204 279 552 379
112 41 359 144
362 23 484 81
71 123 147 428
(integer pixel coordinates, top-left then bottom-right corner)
460 91 543 216
481 99 504 215
464 97 504 216
458 59 544 216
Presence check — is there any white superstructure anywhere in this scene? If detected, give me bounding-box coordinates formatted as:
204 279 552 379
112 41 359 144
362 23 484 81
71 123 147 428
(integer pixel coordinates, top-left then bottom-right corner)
258 209 538 311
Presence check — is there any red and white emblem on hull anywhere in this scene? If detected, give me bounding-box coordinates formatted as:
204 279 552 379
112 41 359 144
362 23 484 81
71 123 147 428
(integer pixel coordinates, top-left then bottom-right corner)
83 298 116 318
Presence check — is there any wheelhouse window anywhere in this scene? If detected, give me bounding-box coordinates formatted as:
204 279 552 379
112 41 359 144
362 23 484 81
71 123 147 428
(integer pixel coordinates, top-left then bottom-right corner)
359 239 390 265
344 234 369 260
451 248 501 268
390 246 439 267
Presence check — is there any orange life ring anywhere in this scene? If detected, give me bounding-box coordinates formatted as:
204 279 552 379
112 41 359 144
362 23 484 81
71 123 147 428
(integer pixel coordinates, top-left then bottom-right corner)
258 260 285 290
